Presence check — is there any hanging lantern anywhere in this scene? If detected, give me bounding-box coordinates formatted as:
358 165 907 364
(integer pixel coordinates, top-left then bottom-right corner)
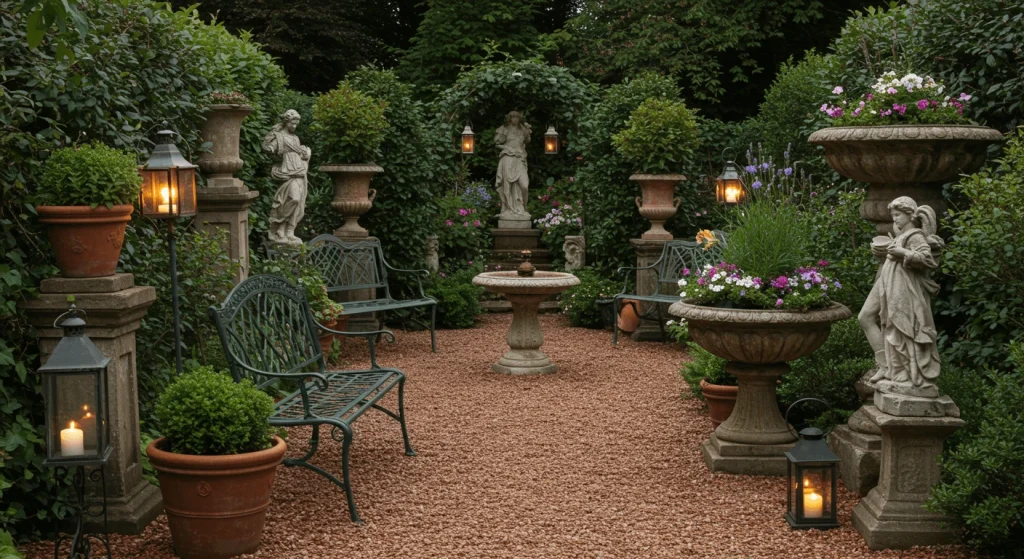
139 130 197 219
39 305 112 466
544 125 558 155
461 124 475 155
785 426 840 529
715 159 745 205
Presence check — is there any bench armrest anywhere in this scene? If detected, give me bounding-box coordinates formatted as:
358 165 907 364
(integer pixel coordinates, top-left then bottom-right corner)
317 322 395 369
232 360 331 392
382 263 430 298
614 260 663 296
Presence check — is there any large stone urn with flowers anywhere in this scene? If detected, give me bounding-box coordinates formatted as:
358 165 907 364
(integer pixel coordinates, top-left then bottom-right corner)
809 72 1002 234
312 84 389 239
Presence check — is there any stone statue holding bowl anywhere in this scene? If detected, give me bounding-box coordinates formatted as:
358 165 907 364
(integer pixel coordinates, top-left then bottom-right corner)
859 196 945 397
494 110 532 227
263 109 311 246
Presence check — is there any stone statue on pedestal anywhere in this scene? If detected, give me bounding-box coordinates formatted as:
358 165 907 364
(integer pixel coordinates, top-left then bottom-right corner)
263 109 310 246
495 111 532 228
859 196 945 399
563 235 585 271
425 234 440 274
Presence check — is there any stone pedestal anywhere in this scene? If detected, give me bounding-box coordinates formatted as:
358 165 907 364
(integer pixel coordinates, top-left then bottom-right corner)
196 181 259 283
629 239 667 341
828 371 882 495
851 405 963 550
702 433 794 476
489 229 552 271
21 274 162 534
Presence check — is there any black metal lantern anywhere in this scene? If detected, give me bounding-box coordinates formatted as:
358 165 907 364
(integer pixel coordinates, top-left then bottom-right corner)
461 124 475 155
544 124 559 155
715 158 745 205
139 130 197 219
785 426 840 529
39 306 111 466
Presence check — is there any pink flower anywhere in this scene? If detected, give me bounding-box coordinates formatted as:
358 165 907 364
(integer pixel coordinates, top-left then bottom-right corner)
916 99 929 111
468 260 473 265
463 222 469 227
853 107 862 116
568 177 575 182
775 298 784 307
959 93 972 101
458 208 469 216
473 220 481 227
866 93 874 101
893 103 907 115
887 87 897 94
552 200 560 207
445 219 454 226
818 260 830 267
683 267 690 276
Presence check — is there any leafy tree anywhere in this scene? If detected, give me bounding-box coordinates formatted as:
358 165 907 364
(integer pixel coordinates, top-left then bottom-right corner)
397 0 542 94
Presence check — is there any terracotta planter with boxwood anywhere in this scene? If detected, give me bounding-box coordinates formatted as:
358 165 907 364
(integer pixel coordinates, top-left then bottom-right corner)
700 378 738 429
37 204 134 277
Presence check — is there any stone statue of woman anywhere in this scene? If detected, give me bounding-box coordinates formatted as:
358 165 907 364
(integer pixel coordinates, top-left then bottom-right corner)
263 109 311 246
495 111 532 227
859 196 945 397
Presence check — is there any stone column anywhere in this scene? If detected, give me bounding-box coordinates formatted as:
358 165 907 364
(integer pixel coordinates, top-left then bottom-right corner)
21 274 161 534
197 104 259 283
828 371 882 495
852 397 963 549
629 239 667 341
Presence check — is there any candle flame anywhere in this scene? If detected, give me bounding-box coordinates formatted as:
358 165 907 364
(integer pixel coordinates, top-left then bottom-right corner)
161 187 170 204
804 479 809 487
68 420 77 429
82 404 89 411
83 412 93 419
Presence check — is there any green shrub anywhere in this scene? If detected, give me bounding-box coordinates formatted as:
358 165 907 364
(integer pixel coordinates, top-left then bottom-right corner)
680 342 732 401
435 193 491 273
0 530 22 559
37 143 142 207
723 199 810 280
611 98 700 174
425 267 484 329
754 52 834 171
531 177 585 266
155 366 274 455
558 268 619 328
927 343 1024 556
311 84 389 164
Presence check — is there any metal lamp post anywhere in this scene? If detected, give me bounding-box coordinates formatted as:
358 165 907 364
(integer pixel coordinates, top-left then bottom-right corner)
139 130 197 374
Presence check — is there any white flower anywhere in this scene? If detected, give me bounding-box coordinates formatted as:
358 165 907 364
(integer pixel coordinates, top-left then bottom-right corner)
832 86 844 94
678 278 688 287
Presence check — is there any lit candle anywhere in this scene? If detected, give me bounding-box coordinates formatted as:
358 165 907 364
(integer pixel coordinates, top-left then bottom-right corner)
725 186 740 204
546 139 556 152
60 421 85 457
158 187 177 214
803 491 823 519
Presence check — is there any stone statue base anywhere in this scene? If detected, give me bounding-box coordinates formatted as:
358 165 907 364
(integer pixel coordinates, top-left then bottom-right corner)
874 388 959 418
489 229 552 271
701 433 793 476
828 370 882 496
852 405 963 550
497 215 532 229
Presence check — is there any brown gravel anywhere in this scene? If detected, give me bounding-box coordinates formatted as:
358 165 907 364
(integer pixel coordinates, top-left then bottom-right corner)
23 313 974 559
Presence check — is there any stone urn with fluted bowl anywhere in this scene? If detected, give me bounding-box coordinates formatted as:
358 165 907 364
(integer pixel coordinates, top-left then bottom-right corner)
319 164 383 238
631 174 685 240
198 99 252 185
669 301 851 475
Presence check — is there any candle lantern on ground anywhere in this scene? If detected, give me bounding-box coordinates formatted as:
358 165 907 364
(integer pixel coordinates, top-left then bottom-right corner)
461 124 475 155
139 130 197 374
715 157 745 205
544 125 559 155
785 426 840 529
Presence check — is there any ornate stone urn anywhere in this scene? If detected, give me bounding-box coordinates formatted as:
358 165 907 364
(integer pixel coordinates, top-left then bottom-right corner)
808 125 1002 233
669 301 852 475
319 164 383 238
198 104 252 183
630 174 685 240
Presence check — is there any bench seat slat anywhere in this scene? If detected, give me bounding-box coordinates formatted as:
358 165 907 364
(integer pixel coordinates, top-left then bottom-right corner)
339 297 436 314
272 370 403 423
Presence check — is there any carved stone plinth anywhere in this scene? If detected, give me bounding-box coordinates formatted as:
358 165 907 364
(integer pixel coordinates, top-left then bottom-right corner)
21 274 162 533
196 189 259 283
489 229 552 271
852 405 963 550
630 239 667 341
473 271 579 375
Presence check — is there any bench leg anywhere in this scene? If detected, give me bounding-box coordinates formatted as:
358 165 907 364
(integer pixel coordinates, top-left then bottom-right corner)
339 424 362 525
398 377 417 456
657 302 667 342
429 305 437 353
612 298 620 346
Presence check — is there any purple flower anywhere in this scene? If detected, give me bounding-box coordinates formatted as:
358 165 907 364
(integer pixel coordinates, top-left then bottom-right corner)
832 86 844 94
440 272 447 278
893 103 907 115
833 280 842 289
804 282 812 290
866 93 874 101
771 276 789 289
740 289 746 296
819 103 829 113
959 93 972 101
683 267 690 276
463 222 469 227
853 107 862 116
887 87 897 94
445 219 454 226
818 260 830 267
459 208 469 216
775 298 784 307
783 167 793 176
751 180 762 190
752 277 763 287
745 165 757 173
473 220 481 227
916 99 929 111
760 162 770 170
697 277 705 286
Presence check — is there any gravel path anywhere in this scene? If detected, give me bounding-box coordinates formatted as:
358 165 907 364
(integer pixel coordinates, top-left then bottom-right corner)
25 314 972 558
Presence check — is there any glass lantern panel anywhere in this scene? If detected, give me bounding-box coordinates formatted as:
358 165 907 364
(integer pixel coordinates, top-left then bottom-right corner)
176 167 197 217
462 135 475 154
799 466 832 521
788 461 799 517
544 136 558 154
49 372 101 460
141 169 171 218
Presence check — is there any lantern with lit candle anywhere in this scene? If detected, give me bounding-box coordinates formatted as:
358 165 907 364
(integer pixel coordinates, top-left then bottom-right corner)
139 130 197 219
39 305 111 466
461 124 475 155
544 125 559 155
715 158 745 205
785 426 840 529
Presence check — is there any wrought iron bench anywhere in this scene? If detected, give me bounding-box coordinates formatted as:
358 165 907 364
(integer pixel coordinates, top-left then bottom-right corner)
306 235 438 352
612 233 726 345
208 274 416 524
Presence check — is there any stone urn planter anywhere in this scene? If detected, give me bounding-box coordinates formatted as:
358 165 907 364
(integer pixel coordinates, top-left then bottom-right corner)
198 104 252 186
147 436 286 559
700 378 738 429
807 125 1002 233
320 164 383 238
669 301 852 474
630 174 685 240
37 205 134 278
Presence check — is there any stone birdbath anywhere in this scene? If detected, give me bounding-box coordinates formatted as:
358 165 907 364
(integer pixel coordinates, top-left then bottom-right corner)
473 268 579 375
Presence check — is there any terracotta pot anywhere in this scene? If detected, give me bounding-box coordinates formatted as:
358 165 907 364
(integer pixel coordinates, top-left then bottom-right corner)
318 316 350 354
669 302 851 445
320 164 384 237
807 125 1002 234
617 298 641 332
147 436 286 559
37 205 134 278
700 378 738 429
630 174 685 240
198 104 252 182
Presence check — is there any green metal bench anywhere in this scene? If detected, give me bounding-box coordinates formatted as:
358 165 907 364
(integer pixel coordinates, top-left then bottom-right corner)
613 233 727 345
306 235 438 352
208 274 416 524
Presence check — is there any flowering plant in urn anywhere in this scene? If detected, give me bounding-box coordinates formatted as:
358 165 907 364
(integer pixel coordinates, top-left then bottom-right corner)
820 73 974 126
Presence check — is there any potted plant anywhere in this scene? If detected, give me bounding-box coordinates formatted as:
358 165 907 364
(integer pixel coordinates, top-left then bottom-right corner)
680 341 737 429
35 143 142 277
300 272 347 353
611 97 699 240
809 72 1002 233
198 91 253 190
146 366 284 559
668 198 852 475
312 83 389 237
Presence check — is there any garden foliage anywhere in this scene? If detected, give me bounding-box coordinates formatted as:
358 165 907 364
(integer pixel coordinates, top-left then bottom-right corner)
611 98 700 175
425 267 484 329
312 84 389 164
37 143 142 207
558 268 619 329
680 343 732 401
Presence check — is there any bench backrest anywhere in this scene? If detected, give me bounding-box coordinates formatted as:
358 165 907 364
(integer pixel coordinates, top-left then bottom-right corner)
306 235 390 298
656 231 728 292
208 274 325 389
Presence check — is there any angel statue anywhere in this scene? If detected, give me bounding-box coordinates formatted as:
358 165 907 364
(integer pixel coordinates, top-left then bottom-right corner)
262 109 311 246
859 196 945 396
495 110 532 226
